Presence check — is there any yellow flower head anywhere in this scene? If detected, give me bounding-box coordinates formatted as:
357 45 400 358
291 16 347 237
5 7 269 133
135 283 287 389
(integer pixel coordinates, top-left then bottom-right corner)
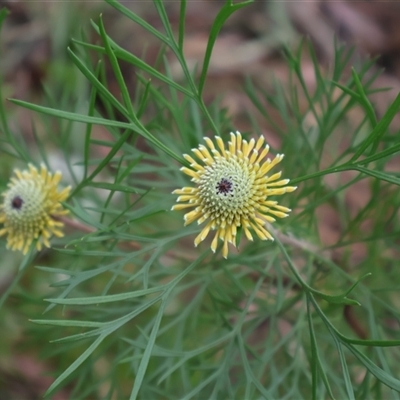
0 164 71 254
172 131 297 258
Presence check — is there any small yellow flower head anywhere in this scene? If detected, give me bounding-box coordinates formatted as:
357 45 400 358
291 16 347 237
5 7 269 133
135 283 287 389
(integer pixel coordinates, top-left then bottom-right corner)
0 164 71 254
172 131 297 258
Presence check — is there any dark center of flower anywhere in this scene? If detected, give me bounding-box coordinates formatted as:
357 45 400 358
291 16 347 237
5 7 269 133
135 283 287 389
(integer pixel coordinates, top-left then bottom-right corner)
11 195 24 210
216 178 233 196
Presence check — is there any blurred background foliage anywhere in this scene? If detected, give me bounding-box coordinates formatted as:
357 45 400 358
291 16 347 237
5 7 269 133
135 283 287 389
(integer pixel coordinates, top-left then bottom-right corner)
1 0 400 399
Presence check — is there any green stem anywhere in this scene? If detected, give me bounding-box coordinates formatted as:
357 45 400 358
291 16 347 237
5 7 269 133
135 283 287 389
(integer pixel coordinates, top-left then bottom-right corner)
289 164 349 185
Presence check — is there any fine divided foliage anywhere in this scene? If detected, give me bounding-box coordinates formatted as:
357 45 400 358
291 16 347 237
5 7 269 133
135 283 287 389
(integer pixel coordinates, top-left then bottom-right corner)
1 1 400 399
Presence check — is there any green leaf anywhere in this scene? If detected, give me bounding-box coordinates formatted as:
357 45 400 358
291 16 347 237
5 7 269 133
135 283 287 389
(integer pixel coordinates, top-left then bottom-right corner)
30 319 103 328
9 99 186 165
129 297 165 400
310 293 400 348
67 46 128 117
237 334 274 399
306 295 336 400
350 92 400 162
152 0 175 42
198 0 253 96
44 286 166 305
63 199 106 230
343 342 400 392
114 46 194 98
104 0 169 45
311 273 371 306
332 81 360 101
73 34 194 99
178 0 187 50
44 334 107 397
9 98 132 129
353 166 400 186
86 181 139 194
83 61 101 179
356 142 400 165
351 68 377 129
276 236 363 306
98 15 136 118
332 334 355 400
